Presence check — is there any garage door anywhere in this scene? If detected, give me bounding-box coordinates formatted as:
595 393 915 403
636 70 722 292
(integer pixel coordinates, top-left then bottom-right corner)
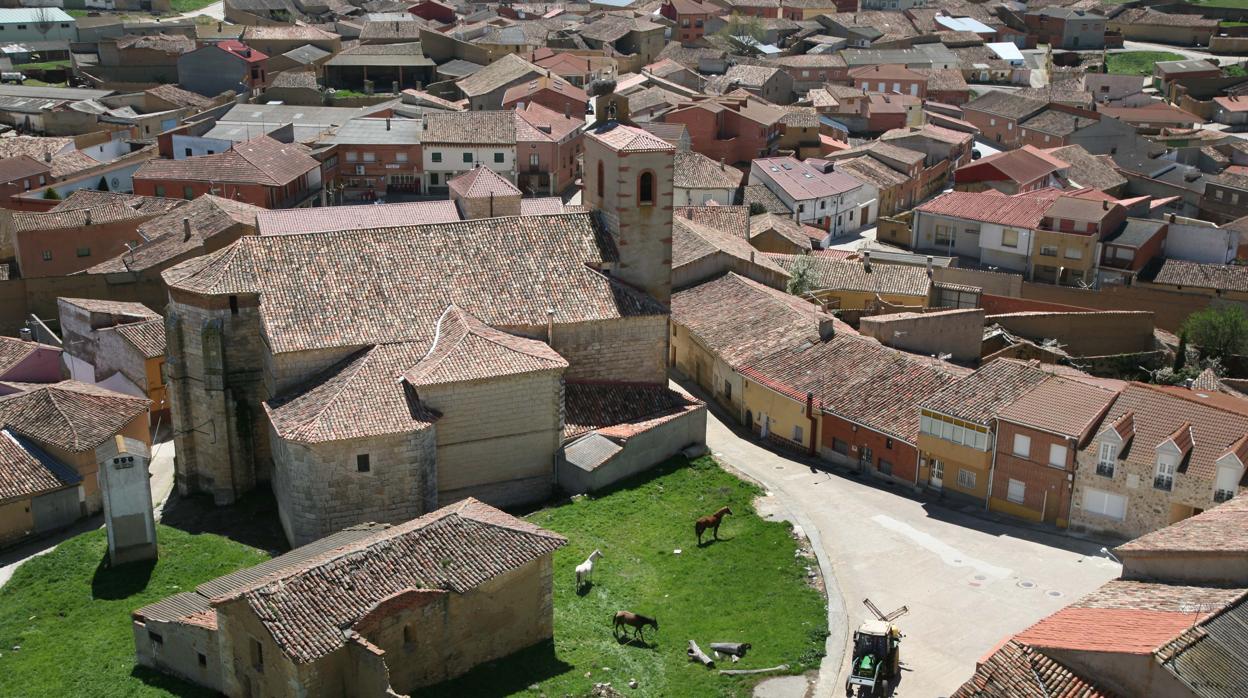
1081 487 1127 521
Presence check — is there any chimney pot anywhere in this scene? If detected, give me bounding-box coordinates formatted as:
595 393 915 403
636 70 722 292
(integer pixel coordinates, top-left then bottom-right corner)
386 117 391 130
183 216 191 241
85 209 91 225
1102 199 1108 210
863 250 871 271
18 327 32 342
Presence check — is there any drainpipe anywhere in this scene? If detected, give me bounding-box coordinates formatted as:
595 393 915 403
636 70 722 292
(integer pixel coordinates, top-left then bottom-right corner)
985 419 998 512
806 392 818 457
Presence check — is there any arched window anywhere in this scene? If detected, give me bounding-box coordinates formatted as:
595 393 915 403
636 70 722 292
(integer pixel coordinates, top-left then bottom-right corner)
638 171 655 205
596 160 604 199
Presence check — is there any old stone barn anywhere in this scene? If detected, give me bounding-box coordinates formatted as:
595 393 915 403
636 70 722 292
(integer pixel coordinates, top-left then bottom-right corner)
162 122 705 545
133 499 566 697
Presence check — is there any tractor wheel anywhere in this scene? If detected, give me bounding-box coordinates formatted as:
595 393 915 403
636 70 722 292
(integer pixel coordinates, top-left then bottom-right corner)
881 679 890 697
845 680 853 698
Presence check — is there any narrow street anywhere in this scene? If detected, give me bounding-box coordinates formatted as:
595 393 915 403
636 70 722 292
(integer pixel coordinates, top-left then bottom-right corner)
694 386 1121 698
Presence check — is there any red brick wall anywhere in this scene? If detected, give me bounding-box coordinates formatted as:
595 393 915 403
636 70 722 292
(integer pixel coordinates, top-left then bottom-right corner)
980 293 1094 314
964 108 1019 148
15 219 147 278
852 77 927 100
992 420 1077 524
330 143 422 198
134 178 284 208
821 412 919 484
663 109 772 165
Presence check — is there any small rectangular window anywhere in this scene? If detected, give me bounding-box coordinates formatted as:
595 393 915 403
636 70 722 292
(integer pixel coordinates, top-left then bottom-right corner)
346 151 358 162
1007 478 1026 504
149 631 163 644
1049 443 1068 468
250 637 264 671
363 152 376 163
793 425 803 443
184 148 192 157
41 250 51 261
957 468 976 490
155 185 165 197
463 152 473 163
396 152 408 162
431 152 442 163
357 453 371 473
1013 434 1030 458
76 247 90 257
183 186 194 200
198 653 207 667
228 295 239 315
494 152 504 163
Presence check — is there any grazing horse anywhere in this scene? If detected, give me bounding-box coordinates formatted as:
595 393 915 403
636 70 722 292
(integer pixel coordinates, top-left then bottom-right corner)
613 610 658 642
695 506 733 544
575 549 603 590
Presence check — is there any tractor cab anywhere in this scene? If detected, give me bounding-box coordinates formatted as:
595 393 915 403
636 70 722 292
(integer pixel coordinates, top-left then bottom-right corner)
846 600 907 697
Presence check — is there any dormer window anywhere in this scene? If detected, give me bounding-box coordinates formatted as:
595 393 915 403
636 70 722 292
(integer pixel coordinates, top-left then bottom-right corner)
1096 440 1116 477
1155 452 1177 491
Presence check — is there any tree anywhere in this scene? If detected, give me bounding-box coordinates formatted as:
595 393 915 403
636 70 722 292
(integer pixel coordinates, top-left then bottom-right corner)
33 6 55 41
1173 331 1187 372
785 254 815 297
1183 305 1248 362
748 202 767 216
717 12 766 44
42 187 60 200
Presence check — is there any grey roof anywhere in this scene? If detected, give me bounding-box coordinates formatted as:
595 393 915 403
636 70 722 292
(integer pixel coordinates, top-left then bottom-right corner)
1159 593 1248 698
324 117 421 144
437 58 485 78
326 50 435 67
282 44 332 64
561 432 622 472
0 84 113 101
208 102 384 143
1104 218 1165 249
132 591 213 624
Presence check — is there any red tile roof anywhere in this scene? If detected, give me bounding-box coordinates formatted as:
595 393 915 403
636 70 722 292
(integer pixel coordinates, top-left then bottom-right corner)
996 375 1118 440
0 428 81 503
404 305 566 387
501 75 587 106
951 640 1110 698
215 39 268 63
922 358 1050 424
563 382 703 441
0 336 58 376
257 200 459 235
447 166 522 199
955 145 1068 186
112 318 166 360
916 190 1055 228
586 122 676 153
1015 607 1196 654
133 136 317 187
0 381 149 452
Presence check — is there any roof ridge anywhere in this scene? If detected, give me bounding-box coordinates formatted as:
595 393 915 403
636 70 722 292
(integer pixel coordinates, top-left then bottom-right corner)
43 386 80 451
289 345 379 439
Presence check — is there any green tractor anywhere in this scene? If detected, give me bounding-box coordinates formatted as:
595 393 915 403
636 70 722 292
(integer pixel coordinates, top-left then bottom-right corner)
845 598 907 698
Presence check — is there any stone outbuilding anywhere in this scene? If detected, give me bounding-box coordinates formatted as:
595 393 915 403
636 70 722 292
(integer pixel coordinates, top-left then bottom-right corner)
133 498 566 697
447 166 522 219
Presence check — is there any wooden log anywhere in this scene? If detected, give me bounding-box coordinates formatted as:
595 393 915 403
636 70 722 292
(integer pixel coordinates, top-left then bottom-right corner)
687 640 714 667
718 664 790 676
710 642 752 657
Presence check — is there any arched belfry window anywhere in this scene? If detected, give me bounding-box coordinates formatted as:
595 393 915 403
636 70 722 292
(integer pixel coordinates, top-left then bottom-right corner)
639 171 655 205
596 160 605 199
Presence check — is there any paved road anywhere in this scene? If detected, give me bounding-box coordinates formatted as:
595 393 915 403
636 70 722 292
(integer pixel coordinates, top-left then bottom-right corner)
1120 40 1244 65
693 387 1121 698
171 0 224 21
0 438 175 590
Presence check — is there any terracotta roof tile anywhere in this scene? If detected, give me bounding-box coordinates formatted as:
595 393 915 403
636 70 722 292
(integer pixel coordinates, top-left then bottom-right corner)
750 213 821 248
57 298 159 319
404 305 566 387
265 342 438 443
0 336 58 376
447 166 521 199
1144 259 1248 293
922 358 1049 424
563 382 702 440
422 110 516 144
766 254 932 297
165 213 664 355
1118 496 1248 555
997 375 1118 440
0 380 149 452
0 428 81 502
587 121 677 153
256 200 459 235
916 190 1056 228
86 195 262 274
212 498 566 663
112 318 166 360
133 136 318 187
1015 607 1196 654
673 214 789 278
951 639 1110 698
674 150 743 190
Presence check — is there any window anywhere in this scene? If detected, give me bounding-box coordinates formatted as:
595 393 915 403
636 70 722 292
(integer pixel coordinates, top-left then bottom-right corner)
403 625 415 647
1007 478 1025 504
228 295 239 315
934 224 954 245
1001 229 1019 248
184 148 193 157
1064 247 1083 260
989 118 996 126
724 380 732 400
885 438 893 449
494 152 504 163
1155 453 1177 491
396 152 408 163
1082 487 1127 520
250 637 264 672
197 653 207 667
1216 189 1224 200
462 152 473 163
41 250 51 261
346 151 358 162
1215 465 1238 502
638 171 655 205
429 173 439 185
1013 434 1031 458
1097 441 1116 477
183 186 194 200
76 247 90 257
149 631 163 645
530 153 539 167
957 468 976 490
357 453 371 473
793 425 803 443
879 459 893 475
154 185 165 197
431 152 442 163
1040 245 1058 257
1049 443 1068 468
363 152 376 162
596 160 604 199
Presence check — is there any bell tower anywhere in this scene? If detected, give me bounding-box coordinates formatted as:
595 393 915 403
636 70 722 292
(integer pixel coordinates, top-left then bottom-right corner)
584 80 674 304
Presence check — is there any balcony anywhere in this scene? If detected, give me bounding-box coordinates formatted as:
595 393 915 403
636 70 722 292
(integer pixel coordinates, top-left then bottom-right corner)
1154 475 1174 491
1096 462 1115 478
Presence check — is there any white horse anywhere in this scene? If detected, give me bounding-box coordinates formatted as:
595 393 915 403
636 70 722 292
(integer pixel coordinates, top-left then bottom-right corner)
575 549 603 590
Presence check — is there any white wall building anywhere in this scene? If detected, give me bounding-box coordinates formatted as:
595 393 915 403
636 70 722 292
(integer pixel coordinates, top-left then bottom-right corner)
748 156 876 236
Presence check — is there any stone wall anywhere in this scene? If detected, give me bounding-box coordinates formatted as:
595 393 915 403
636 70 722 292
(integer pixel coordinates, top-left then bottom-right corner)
132 613 222 694
931 266 1023 297
455 192 521 219
859 308 985 363
557 404 707 493
551 316 669 384
418 369 564 509
271 426 438 547
264 344 363 397
1069 449 1220 540
985 310 1155 357
165 293 267 504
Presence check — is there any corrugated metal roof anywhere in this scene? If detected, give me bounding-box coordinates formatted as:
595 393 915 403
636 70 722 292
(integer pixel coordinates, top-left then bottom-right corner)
562 432 622 472
0 8 74 24
133 591 212 623
1160 595 1248 698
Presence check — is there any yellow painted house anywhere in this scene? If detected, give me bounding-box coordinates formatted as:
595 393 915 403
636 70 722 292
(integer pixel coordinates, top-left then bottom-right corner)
764 253 933 310
916 359 1051 503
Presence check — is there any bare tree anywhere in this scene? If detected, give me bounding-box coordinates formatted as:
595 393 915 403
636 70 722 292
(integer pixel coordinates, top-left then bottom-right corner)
33 6 56 42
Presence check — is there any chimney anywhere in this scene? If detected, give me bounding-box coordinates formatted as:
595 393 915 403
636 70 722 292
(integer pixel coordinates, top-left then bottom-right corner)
546 307 555 343
18 327 32 342
1102 199 1108 210
818 315 836 340
563 103 569 118
386 117 391 131
85 209 91 225
182 217 191 241
926 255 933 276
862 250 871 272
719 156 725 171
44 150 51 163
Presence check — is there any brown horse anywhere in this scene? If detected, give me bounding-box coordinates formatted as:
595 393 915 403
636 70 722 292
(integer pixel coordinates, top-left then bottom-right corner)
695 506 733 545
613 610 658 642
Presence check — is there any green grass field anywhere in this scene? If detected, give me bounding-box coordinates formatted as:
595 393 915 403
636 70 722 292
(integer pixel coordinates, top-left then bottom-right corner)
0 526 269 697
168 0 220 13
415 456 829 698
1107 51 1187 75
1190 0 1248 8
0 457 827 698
14 60 71 71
